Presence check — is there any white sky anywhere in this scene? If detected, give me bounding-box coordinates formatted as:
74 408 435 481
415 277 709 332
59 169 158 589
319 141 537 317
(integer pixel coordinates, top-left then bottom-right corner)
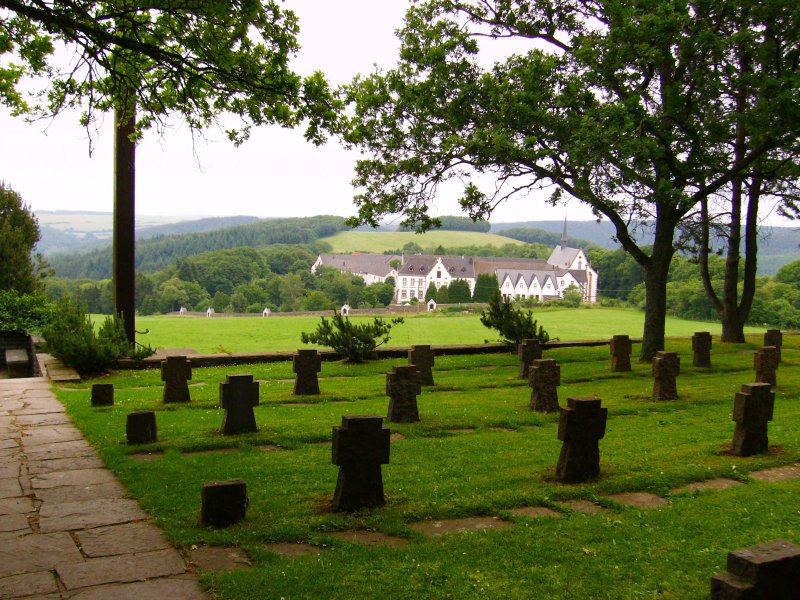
0 1 792 227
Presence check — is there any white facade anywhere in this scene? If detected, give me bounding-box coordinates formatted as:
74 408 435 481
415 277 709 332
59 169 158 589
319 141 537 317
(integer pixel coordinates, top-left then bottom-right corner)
396 257 475 303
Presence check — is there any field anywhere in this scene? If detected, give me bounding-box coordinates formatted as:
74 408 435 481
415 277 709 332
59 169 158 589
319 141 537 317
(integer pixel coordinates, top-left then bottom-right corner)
57 334 800 598
131 307 765 354
319 230 525 253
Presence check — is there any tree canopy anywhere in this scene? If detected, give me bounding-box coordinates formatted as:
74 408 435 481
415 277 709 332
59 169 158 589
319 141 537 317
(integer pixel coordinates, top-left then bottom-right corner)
0 182 42 293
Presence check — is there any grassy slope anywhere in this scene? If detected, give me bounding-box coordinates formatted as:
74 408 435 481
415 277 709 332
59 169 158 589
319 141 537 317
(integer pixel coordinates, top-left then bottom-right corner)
56 334 799 599
133 307 764 354
320 230 525 253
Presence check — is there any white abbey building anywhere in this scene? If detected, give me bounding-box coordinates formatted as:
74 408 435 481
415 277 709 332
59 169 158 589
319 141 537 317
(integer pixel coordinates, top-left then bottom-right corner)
311 227 598 304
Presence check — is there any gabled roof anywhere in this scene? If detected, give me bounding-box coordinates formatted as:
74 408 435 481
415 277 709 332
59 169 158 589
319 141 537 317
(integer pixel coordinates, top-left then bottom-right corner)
399 255 474 278
317 253 400 277
547 246 582 268
474 257 551 276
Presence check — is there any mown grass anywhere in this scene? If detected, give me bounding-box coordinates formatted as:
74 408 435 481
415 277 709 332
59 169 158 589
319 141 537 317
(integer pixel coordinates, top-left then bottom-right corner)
131 307 765 354
319 230 525 253
55 333 799 599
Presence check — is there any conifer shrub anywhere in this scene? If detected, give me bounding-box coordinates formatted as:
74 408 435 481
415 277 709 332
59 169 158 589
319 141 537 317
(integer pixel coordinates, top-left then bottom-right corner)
301 313 404 362
480 291 551 346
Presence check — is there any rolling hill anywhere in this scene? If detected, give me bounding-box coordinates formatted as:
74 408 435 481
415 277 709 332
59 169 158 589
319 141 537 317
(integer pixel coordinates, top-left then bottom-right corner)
320 230 525 253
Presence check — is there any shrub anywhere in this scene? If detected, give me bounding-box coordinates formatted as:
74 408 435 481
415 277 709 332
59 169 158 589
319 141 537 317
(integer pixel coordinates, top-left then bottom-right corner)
300 313 404 362
480 291 551 346
0 290 54 334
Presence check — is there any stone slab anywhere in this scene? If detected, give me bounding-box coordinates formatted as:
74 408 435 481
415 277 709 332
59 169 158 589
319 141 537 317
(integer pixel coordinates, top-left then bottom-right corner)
31 468 117 490
0 570 59 598
508 506 561 519
673 478 744 494
561 500 605 515
749 464 800 482
606 492 669 509
0 532 83 577
15 413 72 427
265 542 321 557
28 455 104 475
25 440 95 460
327 531 409 547
56 548 185 590
67 577 206 600
0 514 30 533
409 516 512 536
188 546 252 571
34 481 127 504
39 498 146 533
0 478 22 499
0 464 19 480
0 497 34 516
22 426 84 447
77 522 170 558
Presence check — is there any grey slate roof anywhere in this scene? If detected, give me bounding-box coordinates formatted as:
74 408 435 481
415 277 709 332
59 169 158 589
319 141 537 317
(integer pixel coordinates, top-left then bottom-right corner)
547 246 582 268
317 253 400 277
473 257 552 276
399 255 474 277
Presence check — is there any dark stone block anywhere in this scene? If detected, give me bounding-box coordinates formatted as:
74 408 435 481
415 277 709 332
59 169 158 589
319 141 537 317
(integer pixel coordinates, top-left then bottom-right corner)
219 374 259 435
408 345 435 386
529 358 560 412
764 329 783 363
755 346 779 388
386 365 421 423
652 351 680 400
331 415 390 512
91 384 114 407
293 349 321 395
711 539 800 599
161 356 192 403
609 335 632 372
201 480 249 527
556 397 607 483
731 383 774 457
126 411 157 445
517 338 543 378
692 332 712 368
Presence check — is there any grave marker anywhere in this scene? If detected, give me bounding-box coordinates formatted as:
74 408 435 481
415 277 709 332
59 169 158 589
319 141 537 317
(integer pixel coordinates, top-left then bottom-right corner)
201 480 249 527
126 411 157 445
529 358 560 412
386 365 421 423
610 335 632 372
764 329 783 362
755 346 779 388
408 345 435 386
731 382 774 457
91 384 114 407
517 338 543 379
692 332 712 368
652 351 680 400
711 539 800 598
556 397 607 483
161 356 192 403
331 415 390 512
220 374 259 435
293 349 321 395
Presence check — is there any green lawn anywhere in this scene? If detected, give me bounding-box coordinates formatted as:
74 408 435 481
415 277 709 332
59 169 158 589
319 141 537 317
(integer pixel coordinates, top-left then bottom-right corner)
132 307 764 354
319 230 525 253
56 333 799 599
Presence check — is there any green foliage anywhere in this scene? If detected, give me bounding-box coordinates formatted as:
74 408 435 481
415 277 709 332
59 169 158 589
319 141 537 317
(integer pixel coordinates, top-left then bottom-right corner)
502 227 592 249
480 291 551 346
471 273 498 302
775 260 800 286
447 279 472 303
399 215 490 232
435 284 449 304
559 286 583 308
0 290 54 334
0 182 43 293
424 282 437 302
300 314 404 362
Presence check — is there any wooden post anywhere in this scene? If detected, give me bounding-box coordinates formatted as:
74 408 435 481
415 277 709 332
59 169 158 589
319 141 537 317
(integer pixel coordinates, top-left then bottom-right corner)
113 102 136 343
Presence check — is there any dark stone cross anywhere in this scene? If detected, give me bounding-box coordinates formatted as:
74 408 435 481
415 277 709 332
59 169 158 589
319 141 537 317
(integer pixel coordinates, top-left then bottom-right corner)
609 335 632 372
91 383 114 407
201 480 249 527
126 410 157 445
692 331 712 368
652 351 680 401
293 349 321 395
731 382 774 457
408 345 435 386
331 415 391 512
556 397 607 483
219 374 259 435
386 365 422 423
754 346 779 388
529 358 561 412
518 338 543 379
161 356 192 403
711 539 800 598
764 329 783 363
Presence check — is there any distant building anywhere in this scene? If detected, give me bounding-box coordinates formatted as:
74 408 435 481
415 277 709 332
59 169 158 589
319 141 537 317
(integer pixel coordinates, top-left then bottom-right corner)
312 221 598 304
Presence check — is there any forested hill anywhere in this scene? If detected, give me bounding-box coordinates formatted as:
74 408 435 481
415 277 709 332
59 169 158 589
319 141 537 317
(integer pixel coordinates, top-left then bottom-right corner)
498 227 594 249
49 215 347 279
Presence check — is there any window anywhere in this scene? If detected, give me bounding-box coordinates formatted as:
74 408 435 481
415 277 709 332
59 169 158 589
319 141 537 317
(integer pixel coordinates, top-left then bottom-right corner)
401 278 407 286
437 270 441 279
401 290 407 299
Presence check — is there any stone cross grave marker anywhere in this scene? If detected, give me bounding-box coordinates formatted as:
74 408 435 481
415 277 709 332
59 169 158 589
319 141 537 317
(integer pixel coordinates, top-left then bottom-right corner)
201 480 249 527
91 383 114 407
220 374 260 435
754 346 779 388
408 345 435 386
610 335 632 372
731 382 774 457
652 351 680 401
692 332 712 368
386 365 422 423
293 349 321 395
518 338 543 379
763 329 783 362
556 397 607 483
126 410 157 445
331 415 391 512
529 358 561 412
711 539 800 598
161 356 192 403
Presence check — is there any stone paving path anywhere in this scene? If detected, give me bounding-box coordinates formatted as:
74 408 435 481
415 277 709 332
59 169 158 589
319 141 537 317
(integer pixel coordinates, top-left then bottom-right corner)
0 377 206 599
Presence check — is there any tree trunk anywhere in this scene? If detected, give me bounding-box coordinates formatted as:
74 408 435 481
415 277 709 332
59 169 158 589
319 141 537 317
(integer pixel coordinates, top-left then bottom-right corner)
720 177 744 342
639 214 676 361
113 102 136 343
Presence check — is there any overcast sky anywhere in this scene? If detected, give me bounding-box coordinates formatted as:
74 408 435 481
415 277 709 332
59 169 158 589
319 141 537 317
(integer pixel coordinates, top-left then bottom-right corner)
0 1 793 227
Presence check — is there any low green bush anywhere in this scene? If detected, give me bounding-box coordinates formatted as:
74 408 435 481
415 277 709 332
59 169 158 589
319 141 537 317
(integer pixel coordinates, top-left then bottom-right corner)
301 313 404 362
480 291 551 345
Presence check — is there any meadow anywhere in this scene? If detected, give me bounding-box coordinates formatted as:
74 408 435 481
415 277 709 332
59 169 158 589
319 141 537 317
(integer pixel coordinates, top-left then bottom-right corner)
56 333 799 599
319 230 525 253
132 307 765 354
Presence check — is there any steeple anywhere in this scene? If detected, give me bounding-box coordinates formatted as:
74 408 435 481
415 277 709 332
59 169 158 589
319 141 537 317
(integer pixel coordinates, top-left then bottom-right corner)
560 215 568 249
